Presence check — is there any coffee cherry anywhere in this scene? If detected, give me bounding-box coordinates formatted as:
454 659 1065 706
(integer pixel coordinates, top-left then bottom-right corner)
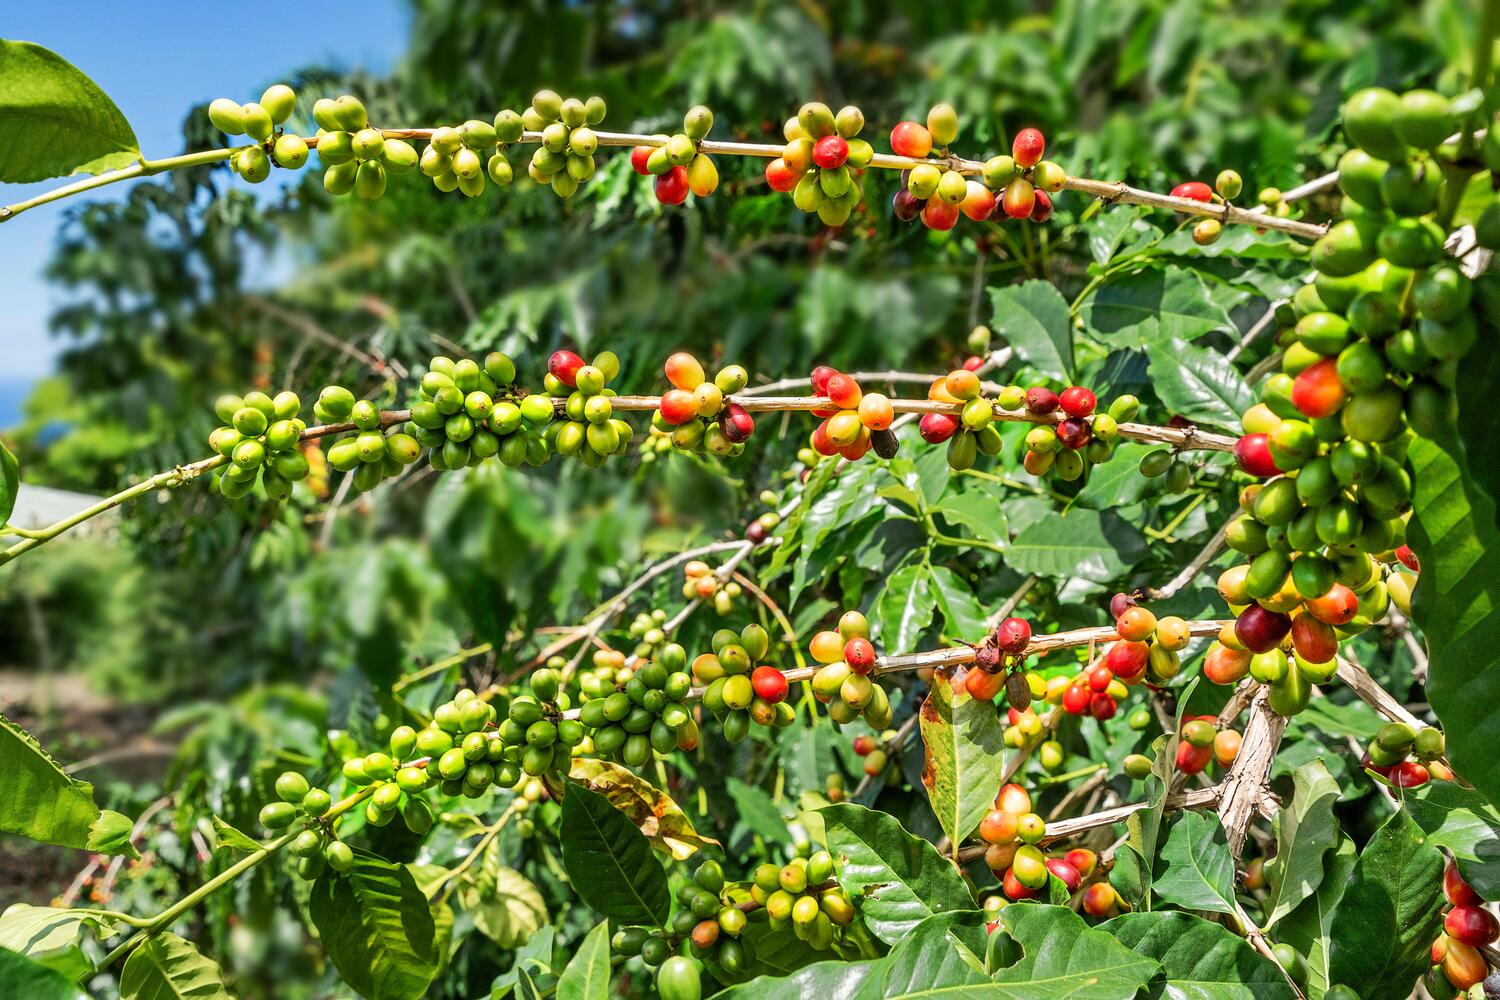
1028 190 1054 223
1012 128 1045 168
890 121 932 158
656 166 690 205
1171 181 1214 203
1002 178 1036 219
1446 862 1482 907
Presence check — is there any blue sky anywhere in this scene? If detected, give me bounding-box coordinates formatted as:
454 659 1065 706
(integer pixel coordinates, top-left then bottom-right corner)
0 1 408 377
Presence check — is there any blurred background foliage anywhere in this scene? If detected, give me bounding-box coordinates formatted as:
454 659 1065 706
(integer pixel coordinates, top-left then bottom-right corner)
0 1 1467 995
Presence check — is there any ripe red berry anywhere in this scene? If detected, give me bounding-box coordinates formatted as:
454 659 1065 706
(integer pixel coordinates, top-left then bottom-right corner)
746 521 767 544
1390 761 1429 788
844 637 876 674
659 389 698 425
1002 866 1039 901
966 667 1005 701
1012 128 1045 168
1106 640 1149 680
1089 693 1118 720
1025 387 1059 415
1176 741 1213 774
1045 858 1082 892
920 199 960 231
1290 614 1337 664
765 158 800 192
852 735 876 756
1304 584 1358 626
1058 386 1096 417
548 350 585 387
1056 417 1092 450
1170 181 1213 202
1233 605 1292 654
996 617 1032 654
892 188 923 221
1002 178 1036 219
1446 862 1483 907
1233 433 1281 478
1446 906 1500 947
812 135 849 169
1062 684 1091 715
751 666 789 704
1028 189 1053 223
1088 665 1113 692
655 166 690 205
1291 358 1346 419
1395 545 1419 572
1109 592 1137 619
919 412 960 443
811 420 838 456
963 355 984 371
630 146 653 175
890 121 933 158
811 366 839 396
826 373 863 409
721 403 754 443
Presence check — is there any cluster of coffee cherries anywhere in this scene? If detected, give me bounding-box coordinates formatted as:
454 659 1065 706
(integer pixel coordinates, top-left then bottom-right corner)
1359 720 1449 788
695 625 795 742
208 84 308 184
887 105 993 229
1123 714 1242 779
545 349 634 466
257 770 354 879
978 783 1062 900
764 102 874 227
911 369 1005 470
576 648 629 698
653 352 754 456
807 366 899 462
743 490 782 544
577 644 698 765
750 852 854 950
1101 600 1196 688
808 612 893 728
428 679 578 792
209 389 320 501
681 560 742 616
850 731 902 779
312 96 420 200
1016 386 1135 481
417 116 521 198
961 616 1033 704
1430 863 1499 992
406 352 549 472
512 90 608 198
629 105 719 205
624 610 670 660
1168 169 1244 245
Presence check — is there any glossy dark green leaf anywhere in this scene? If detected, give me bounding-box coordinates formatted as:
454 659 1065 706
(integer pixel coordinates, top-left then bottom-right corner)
558 781 669 925
555 920 610 1000
1111 733 1176 909
309 849 437 1000
1083 266 1233 346
865 911 992 998
1403 781 1500 899
1325 810 1444 1000
1262 760 1340 928
488 925 554 1000
1144 334 1255 431
925 564 987 642
918 671 1006 850
993 904 1159 997
0 947 87 1000
875 562 934 649
710 958 878 1000
1006 510 1146 583
0 713 100 851
1104 911 1295 1000
1408 428 1500 810
821 803 974 945
725 777 791 843
119 932 232 1000
989 280 1074 380
1277 835 1356 998
1154 810 1237 915
0 40 140 181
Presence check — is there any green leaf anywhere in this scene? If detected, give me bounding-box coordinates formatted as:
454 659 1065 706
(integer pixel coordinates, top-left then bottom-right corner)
705 914 829 984
1083 266 1233 346
710 958 878 1000
0 905 109 961
725 778 792 843
866 911 992 998
1006 509 1146 583
555 920 610 1000
932 491 1008 546
926 565 988 643
0 713 101 851
0 40 140 182
820 803 975 945
1111 734 1176 910
1075 442 1155 510
119 932 232 1000
1262 760 1341 928
989 280 1074 381
1403 781 1500 900
1326 810 1444 1000
875 562 935 649
1144 334 1255 431
210 815 263 855
309 849 437 1000
558 781 670 925
0 947 87 1000
86 810 139 860
1154 810 1238 916
1103 911 1295 1000
462 866 547 948
0 440 17 527
567 758 721 860
489 925 554 1000
918 670 1006 849
1278 835 1357 999
1408 430 1500 810
993 904 1159 998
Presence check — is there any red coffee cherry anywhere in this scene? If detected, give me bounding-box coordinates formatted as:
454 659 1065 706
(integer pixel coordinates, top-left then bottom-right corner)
1291 358 1346 419
1012 128 1045 168
655 165 690 205
1045 858 1082 893
659 389 698 425
1056 417 1092 450
1304 584 1358 626
1445 906 1499 947
548 350 585 387
852 735 876 756
810 365 839 396
751 666 789 704
1002 866 1039 901
1062 684 1090 715
844 637 876 674
720 403 754 443
966 667 1005 701
1059 386 1096 417
1025 387 1059 415
1445 861 1483 907
1109 592 1137 619
826 373 863 409
1082 883 1120 917
746 521 768 544
1170 181 1213 202
919 412 960 443
1233 433 1281 478
630 146 653 175
812 135 849 169
1233 605 1292 653
765 158 800 192
1028 189 1053 223
1176 741 1213 774
1088 665 1113 692
1395 545 1419 572
1089 693 1118 720
1002 178 1036 219
921 199 960 231
1390 761 1429 788
996 617 1032 654
892 188 923 221
1106 640 1150 680
1290 614 1337 664
890 121 933 158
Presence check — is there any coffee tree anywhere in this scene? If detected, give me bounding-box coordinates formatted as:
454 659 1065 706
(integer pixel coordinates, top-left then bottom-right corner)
1 9 1499 999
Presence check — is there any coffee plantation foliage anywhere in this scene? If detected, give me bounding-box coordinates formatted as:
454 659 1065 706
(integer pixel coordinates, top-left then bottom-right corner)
2 4 1500 999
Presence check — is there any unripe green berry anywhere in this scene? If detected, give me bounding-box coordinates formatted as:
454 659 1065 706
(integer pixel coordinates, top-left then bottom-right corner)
208 98 247 135
241 102 274 141
275 771 311 803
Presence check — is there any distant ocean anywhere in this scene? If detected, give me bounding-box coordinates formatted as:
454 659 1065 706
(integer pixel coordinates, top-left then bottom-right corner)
0 375 32 431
